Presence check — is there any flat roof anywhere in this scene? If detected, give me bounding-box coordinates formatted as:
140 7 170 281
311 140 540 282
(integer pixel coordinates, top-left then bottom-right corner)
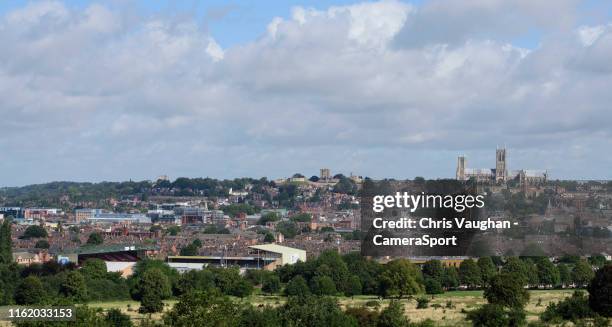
248 244 306 255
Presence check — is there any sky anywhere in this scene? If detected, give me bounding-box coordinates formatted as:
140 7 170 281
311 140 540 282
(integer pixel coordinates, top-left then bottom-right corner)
1 0 612 186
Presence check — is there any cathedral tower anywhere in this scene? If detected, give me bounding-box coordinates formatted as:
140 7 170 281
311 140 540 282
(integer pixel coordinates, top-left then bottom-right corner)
495 148 507 182
456 156 466 181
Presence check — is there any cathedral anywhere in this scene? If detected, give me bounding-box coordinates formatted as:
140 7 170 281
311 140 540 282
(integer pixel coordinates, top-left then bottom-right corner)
456 148 547 185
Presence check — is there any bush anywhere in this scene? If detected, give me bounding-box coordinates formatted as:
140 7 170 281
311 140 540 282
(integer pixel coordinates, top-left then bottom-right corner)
105 308 133 327
416 297 430 309
262 275 281 294
588 264 611 317
541 291 594 323
378 300 410 326
467 304 526 327
345 306 379 327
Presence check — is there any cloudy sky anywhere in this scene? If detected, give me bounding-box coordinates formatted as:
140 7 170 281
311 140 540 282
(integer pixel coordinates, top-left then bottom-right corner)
1 0 612 186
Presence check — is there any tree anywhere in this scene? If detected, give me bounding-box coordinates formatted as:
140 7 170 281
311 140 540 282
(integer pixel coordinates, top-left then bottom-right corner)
20 225 47 239
263 232 275 243
345 307 380 327
573 259 595 287
262 275 281 294
443 266 460 289
192 239 202 248
86 232 103 245
558 263 572 287
135 268 171 313
333 177 358 195
164 290 246 327
61 271 88 301
285 276 310 297
378 259 424 299
167 225 181 236
459 259 482 289
316 250 351 293
276 221 298 239
310 275 337 295
345 275 362 298
588 264 611 317
484 273 529 309
81 258 108 279
177 270 215 295
34 239 49 249
258 212 280 225
230 279 253 298
15 276 45 305
422 259 444 282
290 213 312 223
180 244 198 256
536 258 560 287
105 308 133 327
0 218 13 264
467 304 526 327
0 263 20 305
377 300 410 327
478 257 497 285
131 259 179 294
588 255 607 268
524 259 540 287
541 290 594 323
502 257 528 286
424 278 444 295
281 296 358 327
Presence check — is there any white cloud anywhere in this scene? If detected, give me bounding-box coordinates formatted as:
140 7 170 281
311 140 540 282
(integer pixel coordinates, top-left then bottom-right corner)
0 0 612 185
577 24 606 46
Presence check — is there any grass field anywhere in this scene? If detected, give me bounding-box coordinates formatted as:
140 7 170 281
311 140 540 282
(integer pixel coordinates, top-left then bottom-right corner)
0 290 580 326
86 290 575 326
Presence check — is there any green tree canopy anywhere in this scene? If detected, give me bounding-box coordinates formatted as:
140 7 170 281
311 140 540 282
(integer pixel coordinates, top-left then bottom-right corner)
164 289 245 327
484 273 530 309
422 259 444 282
536 258 560 287
20 225 47 239
86 232 103 245
377 300 411 327
15 276 46 305
588 265 611 317
573 259 595 287
459 259 482 289
60 271 88 302
378 259 424 299
262 275 281 294
285 276 310 297
0 219 13 264
135 268 172 313
477 257 497 285
310 275 337 295
80 258 108 280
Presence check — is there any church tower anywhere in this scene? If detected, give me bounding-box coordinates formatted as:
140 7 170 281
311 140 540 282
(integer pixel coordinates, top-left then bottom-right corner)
456 156 466 181
495 148 507 182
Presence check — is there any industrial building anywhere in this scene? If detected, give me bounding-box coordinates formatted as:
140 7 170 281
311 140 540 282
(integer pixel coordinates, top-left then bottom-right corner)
167 244 306 273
